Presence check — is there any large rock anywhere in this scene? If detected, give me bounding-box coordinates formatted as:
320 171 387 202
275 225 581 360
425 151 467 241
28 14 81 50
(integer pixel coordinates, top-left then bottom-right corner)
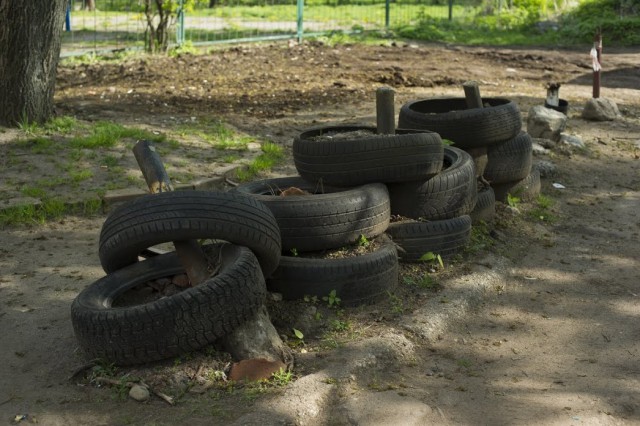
582 97 620 121
560 133 586 150
527 106 567 142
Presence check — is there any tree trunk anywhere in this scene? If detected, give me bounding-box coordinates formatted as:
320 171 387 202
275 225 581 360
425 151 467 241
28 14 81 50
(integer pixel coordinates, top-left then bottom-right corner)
209 0 217 7
0 1 67 127
83 0 97 11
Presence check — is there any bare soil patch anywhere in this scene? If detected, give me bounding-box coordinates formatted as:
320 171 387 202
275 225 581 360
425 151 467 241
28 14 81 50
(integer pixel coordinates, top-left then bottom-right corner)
0 41 639 425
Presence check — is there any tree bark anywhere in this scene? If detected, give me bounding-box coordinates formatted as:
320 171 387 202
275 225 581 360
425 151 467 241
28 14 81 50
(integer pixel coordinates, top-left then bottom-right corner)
0 1 67 126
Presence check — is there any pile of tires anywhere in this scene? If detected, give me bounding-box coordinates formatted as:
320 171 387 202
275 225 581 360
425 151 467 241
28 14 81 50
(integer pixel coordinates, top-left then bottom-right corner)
399 96 541 216
71 191 283 365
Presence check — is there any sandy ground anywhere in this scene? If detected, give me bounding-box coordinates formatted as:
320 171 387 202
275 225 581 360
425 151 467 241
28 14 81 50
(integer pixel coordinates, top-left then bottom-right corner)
0 41 639 425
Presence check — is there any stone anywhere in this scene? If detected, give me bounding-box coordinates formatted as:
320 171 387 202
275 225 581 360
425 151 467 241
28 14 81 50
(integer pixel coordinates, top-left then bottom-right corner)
560 133 586 150
341 391 435 425
129 385 150 402
527 105 567 142
532 142 550 156
532 137 555 149
534 160 558 178
582 97 620 121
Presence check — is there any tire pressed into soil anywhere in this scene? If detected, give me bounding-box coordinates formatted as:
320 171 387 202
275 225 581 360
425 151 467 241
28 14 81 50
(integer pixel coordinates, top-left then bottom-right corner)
386 215 472 262
398 97 522 148
98 191 282 277
492 169 542 203
71 244 266 366
293 126 444 186
234 177 390 252
267 239 399 306
388 146 478 220
484 131 533 184
470 186 496 224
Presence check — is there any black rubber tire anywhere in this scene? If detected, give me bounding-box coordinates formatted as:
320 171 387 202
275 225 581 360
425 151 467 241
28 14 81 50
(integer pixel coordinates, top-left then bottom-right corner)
233 177 390 252
484 131 533 184
398 97 522 148
493 169 541 203
266 238 399 306
293 126 444 186
470 186 496 224
386 215 472 263
71 244 266 366
387 146 478 220
99 191 282 277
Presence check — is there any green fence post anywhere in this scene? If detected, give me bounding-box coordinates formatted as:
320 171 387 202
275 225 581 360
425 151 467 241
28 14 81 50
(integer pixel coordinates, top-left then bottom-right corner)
448 0 453 21
385 0 390 29
177 0 185 46
297 0 304 43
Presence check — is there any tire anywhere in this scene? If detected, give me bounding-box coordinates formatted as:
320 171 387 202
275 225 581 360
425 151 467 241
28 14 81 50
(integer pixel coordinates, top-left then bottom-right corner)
484 131 533 184
470 186 496 224
233 177 390 252
387 146 477 220
398 97 522 148
492 169 541 203
99 191 282 277
267 238 398 306
293 126 444 186
71 244 266 366
386 215 472 263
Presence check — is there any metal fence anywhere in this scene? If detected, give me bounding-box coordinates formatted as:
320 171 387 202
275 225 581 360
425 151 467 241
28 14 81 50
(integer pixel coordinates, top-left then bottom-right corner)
59 0 491 56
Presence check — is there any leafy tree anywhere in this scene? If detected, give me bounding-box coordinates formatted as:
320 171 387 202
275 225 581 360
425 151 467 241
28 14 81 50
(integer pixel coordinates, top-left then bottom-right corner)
143 0 195 52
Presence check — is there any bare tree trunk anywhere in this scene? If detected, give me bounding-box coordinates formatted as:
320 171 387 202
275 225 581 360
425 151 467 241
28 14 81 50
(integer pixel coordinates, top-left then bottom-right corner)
209 0 217 7
0 1 67 126
82 0 96 11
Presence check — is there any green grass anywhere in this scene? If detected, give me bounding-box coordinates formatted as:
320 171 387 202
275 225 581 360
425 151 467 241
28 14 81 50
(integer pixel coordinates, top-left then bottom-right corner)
70 122 165 148
235 142 285 182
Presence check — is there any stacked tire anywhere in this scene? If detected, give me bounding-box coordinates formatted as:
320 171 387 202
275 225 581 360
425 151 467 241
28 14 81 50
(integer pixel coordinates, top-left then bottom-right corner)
399 96 541 222
71 191 283 365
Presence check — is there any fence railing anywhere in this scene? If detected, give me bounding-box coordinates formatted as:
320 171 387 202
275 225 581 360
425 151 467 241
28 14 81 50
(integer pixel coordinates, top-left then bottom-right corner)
59 0 519 56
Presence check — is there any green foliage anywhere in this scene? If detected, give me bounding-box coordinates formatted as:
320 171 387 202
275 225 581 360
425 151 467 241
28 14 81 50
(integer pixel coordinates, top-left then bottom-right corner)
419 251 444 268
235 142 284 182
271 368 293 387
506 193 521 208
322 289 342 308
71 122 164 148
44 116 79 134
292 328 304 340
357 234 370 248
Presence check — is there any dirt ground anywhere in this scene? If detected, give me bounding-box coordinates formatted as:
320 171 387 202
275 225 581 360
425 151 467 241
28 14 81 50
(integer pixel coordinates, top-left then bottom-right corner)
1 41 639 425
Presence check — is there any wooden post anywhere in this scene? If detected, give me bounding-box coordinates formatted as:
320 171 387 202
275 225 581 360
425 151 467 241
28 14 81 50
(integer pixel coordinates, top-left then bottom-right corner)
462 81 483 109
133 140 212 286
593 31 602 99
376 87 396 135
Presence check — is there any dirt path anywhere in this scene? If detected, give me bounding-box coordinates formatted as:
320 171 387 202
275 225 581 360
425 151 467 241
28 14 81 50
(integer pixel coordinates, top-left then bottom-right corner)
0 42 639 425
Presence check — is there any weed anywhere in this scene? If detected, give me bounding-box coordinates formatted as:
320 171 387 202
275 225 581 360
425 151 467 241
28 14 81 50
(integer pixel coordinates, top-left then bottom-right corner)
404 273 439 290
292 328 304 340
330 319 350 332
387 291 404 315
419 251 444 269
102 155 120 168
44 116 79 133
357 234 370 248
456 358 472 368
235 142 284 182
322 289 341 308
303 294 318 304
22 136 54 154
21 186 46 199
69 169 94 184
271 368 293 387
290 247 299 256
17 111 39 135
528 194 557 223
467 221 494 254
506 193 521 208
221 154 240 163
71 122 164 148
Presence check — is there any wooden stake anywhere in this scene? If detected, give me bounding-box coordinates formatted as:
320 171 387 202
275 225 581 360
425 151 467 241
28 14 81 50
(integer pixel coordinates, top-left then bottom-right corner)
462 81 483 109
376 87 396 134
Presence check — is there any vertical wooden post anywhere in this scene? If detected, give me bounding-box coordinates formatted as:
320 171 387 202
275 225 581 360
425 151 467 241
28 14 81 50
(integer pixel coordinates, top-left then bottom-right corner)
462 81 483 109
376 87 396 135
593 31 602 99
